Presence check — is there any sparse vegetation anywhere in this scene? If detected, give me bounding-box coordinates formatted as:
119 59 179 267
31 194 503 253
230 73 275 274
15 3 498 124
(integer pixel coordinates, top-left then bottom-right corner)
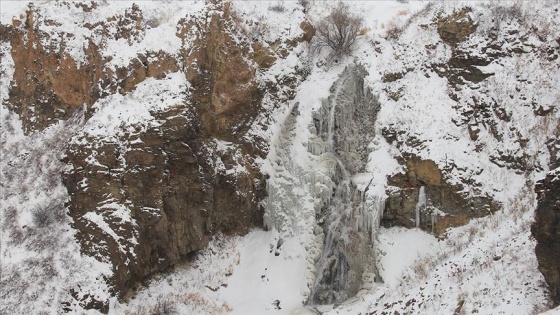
397 9 409 16
385 18 404 40
298 0 310 13
149 299 176 315
313 2 364 59
32 204 55 227
268 1 286 13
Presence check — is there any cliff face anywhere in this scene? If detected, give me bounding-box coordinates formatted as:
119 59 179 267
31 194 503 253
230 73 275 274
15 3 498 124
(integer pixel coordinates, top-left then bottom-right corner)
378 3 558 237
64 103 266 301
60 1 271 305
180 2 263 141
1 1 287 311
2 0 559 314
533 168 560 305
2 3 180 134
382 155 499 235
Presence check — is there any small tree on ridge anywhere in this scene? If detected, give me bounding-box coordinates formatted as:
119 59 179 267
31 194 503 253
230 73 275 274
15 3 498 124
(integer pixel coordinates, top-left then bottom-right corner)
314 2 364 59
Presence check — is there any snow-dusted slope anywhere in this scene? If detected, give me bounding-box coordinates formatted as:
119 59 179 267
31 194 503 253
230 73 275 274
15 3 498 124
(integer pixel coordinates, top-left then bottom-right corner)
1 0 559 314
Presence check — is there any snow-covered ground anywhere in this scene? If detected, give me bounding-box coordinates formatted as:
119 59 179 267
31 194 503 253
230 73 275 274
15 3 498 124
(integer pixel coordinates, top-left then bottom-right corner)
1 0 559 314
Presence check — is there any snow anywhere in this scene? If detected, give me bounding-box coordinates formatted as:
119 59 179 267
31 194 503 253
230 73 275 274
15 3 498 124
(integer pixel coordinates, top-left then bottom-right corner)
0 111 114 314
83 212 124 246
0 1 28 25
219 231 310 314
0 1 205 66
2 0 559 314
82 71 188 138
113 231 312 314
377 227 439 288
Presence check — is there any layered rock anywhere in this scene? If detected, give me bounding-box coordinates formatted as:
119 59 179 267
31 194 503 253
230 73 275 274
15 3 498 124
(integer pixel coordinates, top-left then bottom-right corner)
532 168 560 305
437 8 477 46
64 103 266 300
382 155 499 235
2 3 179 133
378 2 557 236
1 1 315 311
60 2 272 306
179 1 262 141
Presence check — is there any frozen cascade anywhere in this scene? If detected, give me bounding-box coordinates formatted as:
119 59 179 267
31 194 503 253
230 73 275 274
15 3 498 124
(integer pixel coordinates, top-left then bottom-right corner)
263 64 381 306
327 78 347 151
416 186 426 228
307 65 382 305
264 103 312 234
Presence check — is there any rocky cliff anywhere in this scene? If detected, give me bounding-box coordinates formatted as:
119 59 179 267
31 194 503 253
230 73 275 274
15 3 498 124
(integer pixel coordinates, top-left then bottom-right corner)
1 0 309 311
1 2 180 134
60 1 277 307
1 0 559 314
379 3 558 237
533 168 560 305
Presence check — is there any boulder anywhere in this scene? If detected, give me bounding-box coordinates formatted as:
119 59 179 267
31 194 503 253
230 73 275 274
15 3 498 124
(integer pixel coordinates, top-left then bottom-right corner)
437 8 477 46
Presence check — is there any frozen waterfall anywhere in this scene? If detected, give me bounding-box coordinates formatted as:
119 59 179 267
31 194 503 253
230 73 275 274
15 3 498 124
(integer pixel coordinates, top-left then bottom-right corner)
416 186 426 228
306 65 382 305
263 64 382 307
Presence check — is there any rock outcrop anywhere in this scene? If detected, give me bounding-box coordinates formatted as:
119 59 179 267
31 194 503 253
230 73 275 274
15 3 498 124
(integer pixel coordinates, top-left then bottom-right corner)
437 8 477 46
532 168 560 305
382 154 499 235
179 1 262 141
64 103 266 302
61 1 271 306
2 0 312 311
2 3 179 134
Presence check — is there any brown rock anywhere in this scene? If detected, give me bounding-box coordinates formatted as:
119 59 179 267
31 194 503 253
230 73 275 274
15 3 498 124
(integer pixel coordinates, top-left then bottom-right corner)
5 5 179 133
433 213 470 236
63 2 269 301
437 8 477 46
383 155 498 233
65 103 266 297
180 1 262 141
252 43 277 69
406 158 442 186
299 20 316 42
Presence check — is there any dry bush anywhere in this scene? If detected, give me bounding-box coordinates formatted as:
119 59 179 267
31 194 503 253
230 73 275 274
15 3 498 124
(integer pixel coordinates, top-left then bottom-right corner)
412 261 428 279
298 0 310 13
386 2 434 40
385 19 403 40
397 9 410 16
268 1 286 13
358 27 370 36
32 205 55 228
489 1 523 26
313 2 364 59
137 298 176 315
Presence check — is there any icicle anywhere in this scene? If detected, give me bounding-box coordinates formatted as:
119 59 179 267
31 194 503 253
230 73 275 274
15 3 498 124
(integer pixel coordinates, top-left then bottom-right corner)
415 186 426 228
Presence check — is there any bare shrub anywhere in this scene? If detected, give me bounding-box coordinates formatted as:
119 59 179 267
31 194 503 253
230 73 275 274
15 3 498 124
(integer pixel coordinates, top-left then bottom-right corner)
145 298 176 315
385 19 403 40
298 0 310 13
397 9 410 16
313 2 364 59
250 17 270 41
32 203 58 228
413 261 428 278
268 1 286 13
489 2 523 25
